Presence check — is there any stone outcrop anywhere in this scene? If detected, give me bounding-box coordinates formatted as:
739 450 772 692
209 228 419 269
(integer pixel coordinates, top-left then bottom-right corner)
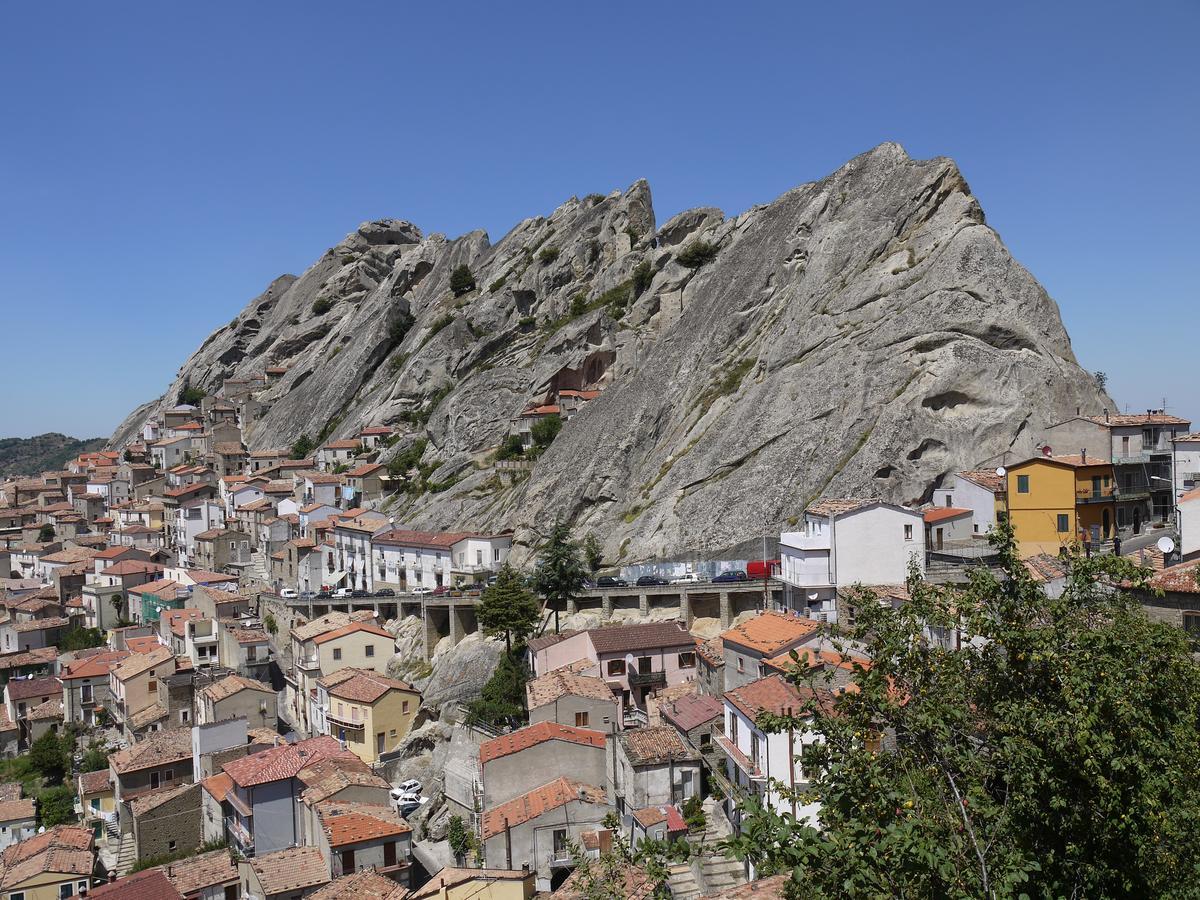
113 144 1108 562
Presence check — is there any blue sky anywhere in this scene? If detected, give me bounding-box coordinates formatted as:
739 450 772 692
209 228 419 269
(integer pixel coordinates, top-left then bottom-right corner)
1 1 1196 437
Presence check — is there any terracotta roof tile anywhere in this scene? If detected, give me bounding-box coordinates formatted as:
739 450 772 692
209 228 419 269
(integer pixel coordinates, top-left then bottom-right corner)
111 645 174 681
78 769 112 796
619 726 698 766
923 506 972 524
320 668 415 703
309 869 408 900
109 727 193 774
660 693 724 732
318 800 411 846
482 777 606 839
479 721 606 765
724 674 835 721
311 621 394 645
586 621 693 655
411 868 531 899
223 735 352 788
721 610 819 655
1148 563 1200 595
805 497 877 517
160 848 239 895
248 846 329 896
526 670 616 709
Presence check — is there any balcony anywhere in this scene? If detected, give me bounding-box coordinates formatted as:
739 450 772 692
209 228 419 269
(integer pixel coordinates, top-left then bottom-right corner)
326 708 366 728
224 815 254 856
1114 486 1150 501
628 669 666 689
1076 487 1115 504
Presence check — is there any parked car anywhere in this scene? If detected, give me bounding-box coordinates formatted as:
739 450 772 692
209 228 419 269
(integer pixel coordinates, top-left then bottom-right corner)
332 587 352 598
396 778 422 796
397 796 427 818
671 573 705 585
412 586 434 596
374 588 396 598
712 570 748 583
636 575 670 586
431 586 448 597
350 589 370 598
316 588 332 598
596 575 628 588
279 588 298 599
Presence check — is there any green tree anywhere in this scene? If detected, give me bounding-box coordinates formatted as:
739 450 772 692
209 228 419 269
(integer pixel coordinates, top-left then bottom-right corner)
530 413 562 449
726 522 1200 898
61 627 104 651
494 434 525 462
80 744 109 773
533 521 588 632
465 648 530 728
263 613 278 635
29 730 69 784
1094 370 1109 391
449 264 476 296
676 240 718 268
177 384 205 406
476 564 540 652
447 814 472 863
37 523 55 542
632 259 654 295
582 533 603 574
36 785 77 828
290 434 315 460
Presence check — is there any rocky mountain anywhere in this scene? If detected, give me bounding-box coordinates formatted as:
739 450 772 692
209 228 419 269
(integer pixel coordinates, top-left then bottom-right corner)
0 433 106 477
112 144 1108 563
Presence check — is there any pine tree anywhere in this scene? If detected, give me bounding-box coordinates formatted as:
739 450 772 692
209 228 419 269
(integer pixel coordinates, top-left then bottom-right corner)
533 520 588 631
476 563 540 652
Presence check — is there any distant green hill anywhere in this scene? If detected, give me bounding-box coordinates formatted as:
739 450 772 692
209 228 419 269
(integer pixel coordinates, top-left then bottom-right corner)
0 433 108 477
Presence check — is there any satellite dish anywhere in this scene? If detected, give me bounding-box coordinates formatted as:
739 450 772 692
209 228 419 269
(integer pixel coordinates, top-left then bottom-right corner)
1157 536 1176 555
995 466 1007 477
807 592 820 601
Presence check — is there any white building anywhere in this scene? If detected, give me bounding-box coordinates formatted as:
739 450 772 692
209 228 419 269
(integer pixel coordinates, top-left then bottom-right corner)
173 499 226 564
1174 433 1200 497
371 529 512 592
778 498 924 622
1180 488 1200 563
931 470 1005 535
719 673 825 879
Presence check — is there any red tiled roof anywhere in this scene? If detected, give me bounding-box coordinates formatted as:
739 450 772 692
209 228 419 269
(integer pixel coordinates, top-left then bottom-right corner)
480 721 606 764
721 611 819 655
660 693 724 732
61 650 130 681
482 778 605 839
586 620 694 655
923 506 972 524
957 470 1005 492
311 622 394 645
321 805 411 847
724 674 835 720
1086 412 1190 427
223 736 352 788
1148 563 1200 595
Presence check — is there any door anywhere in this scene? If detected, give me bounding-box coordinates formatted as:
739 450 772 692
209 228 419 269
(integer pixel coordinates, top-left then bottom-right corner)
341 848 355 874
1133 507 1141 534
638 656 652 674
376 732 385 755
150 772 160 789
1092 475 1102 499
1103 509 1111 539
383 841 397 867
935 528 944 550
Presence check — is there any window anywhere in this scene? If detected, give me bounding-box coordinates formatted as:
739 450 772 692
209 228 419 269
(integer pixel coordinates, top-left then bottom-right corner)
1056 514 1070 533
552 828 569 859
180 709 190 723
60 886 73 900
606 659 625 677
575 711 590 727
493 548 501 562
389 729 397 737
10 890 24 900
1017 474 1030 494
365 645 375 658
699 732 712 750
164 769 173 782
333 648 342 661
1183 612 1200 638
944 494 953 507
728 715 737 744
402 700 409 714
78 883 89 895
678 651 696 669
903 524 913 541
736 656 744 673
148 678 157 695
168 840 177 852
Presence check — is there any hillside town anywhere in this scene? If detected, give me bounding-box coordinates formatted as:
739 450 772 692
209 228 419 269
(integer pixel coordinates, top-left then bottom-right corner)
0 377 1198 899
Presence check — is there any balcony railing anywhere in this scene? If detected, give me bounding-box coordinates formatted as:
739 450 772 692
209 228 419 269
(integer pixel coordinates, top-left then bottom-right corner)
224 816 254 856
1076 488 1115 503
1115 486 1150 501
628 669 666 688
326 708 366 728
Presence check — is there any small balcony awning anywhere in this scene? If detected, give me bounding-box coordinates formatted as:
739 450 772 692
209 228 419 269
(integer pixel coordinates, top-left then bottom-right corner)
323 570 347 587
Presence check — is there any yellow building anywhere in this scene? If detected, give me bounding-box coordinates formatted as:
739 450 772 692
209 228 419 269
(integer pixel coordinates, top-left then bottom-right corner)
1006 454 1117 558
409 867 536 900
317 667 421 764
0 825 95 900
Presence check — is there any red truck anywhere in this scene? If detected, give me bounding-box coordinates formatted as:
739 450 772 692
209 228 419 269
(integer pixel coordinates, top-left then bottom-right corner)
746 559 779 580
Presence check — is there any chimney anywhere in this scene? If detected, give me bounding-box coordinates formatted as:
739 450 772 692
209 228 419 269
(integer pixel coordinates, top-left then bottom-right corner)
1104 408 1109 422
1081 449 1086 463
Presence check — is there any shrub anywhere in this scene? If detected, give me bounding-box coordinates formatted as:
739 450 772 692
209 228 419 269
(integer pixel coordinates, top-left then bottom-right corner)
178 384 205 406
312 297 333 316
30 731 69 784
677 239 719 268
388 309 415 346
518 316 536 330
538 246 560 265
450 264 476 296
36 785 76 828
341 254 355 265
531 414 562 449
595 280 634 318
624 225 642 245
61 628 104 651
80 745 109 773
428 314 455 340
488 275 507 293
290 434 315 460
632 260 654 296
495 435 525 461
584 193 605 204
264 613 278 635
37 524 55 542
570 293 587 317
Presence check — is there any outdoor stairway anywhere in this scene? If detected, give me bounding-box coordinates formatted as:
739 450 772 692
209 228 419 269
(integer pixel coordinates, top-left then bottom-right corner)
685 797 747 895
113 830 136 876
245 550 270 585
667 862 701 899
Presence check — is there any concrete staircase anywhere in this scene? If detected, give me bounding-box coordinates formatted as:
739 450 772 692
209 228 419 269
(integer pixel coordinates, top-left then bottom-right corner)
113 829 136 876
245 550 271 586
679 798 746 896
668 862 701 899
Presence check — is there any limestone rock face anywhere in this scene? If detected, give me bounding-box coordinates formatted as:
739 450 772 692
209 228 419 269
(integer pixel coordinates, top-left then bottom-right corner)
113 145 1108 562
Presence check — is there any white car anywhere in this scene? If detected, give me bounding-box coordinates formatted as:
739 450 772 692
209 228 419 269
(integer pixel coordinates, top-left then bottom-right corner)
396 778 422 795
671 573 705 585
332 587 352 599
279 588 298 599
411 586 434 596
